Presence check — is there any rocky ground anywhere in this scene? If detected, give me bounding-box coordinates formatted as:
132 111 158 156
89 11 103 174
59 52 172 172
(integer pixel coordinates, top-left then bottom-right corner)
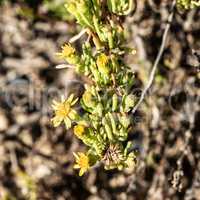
0 1 200 200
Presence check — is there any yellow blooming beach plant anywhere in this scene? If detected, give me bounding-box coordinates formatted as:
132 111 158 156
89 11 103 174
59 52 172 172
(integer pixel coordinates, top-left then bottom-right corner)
51 0 138 176
51 0 200 176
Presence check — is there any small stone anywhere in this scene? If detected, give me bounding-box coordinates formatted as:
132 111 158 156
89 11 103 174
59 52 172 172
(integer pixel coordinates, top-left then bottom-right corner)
15 114 27 126
87 195 102 200
34 164 51 179
109 175 126 188
19 130 33 146
7 125 19 136
0 111 8 132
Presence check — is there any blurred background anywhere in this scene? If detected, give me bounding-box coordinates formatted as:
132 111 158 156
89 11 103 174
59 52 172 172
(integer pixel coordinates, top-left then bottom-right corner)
0 0 200 199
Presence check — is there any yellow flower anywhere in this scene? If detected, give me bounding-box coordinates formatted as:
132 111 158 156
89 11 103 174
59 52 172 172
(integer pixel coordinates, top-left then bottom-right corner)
73 152 90 176
51 94 78 129
56 43 79 65
57 43 75 58
74 124 85 138
96 53 110 75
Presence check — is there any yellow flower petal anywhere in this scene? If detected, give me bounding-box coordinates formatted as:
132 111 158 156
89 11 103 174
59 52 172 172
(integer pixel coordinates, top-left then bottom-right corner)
73 164 80 169
51 116 62 127
52 100 60 107
79 169 84 176
73 152 79 159
64 117 71 129
71 97 78 106
67 94 74 103
68 109 77 120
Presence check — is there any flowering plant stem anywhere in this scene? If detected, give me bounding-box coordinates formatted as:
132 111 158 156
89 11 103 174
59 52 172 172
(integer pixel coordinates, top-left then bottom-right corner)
51 0 138 175
51 0 200 176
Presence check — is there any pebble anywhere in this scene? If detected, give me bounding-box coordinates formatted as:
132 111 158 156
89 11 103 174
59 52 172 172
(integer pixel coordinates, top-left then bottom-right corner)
0 111 8 132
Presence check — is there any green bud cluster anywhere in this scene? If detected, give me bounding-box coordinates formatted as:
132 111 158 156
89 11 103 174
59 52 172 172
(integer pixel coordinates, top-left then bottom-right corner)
53 0 138 175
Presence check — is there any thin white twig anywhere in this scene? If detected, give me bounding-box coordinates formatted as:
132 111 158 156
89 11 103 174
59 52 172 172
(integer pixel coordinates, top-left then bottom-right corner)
69 28 88 43
55 64 74 69
132 0 176 114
